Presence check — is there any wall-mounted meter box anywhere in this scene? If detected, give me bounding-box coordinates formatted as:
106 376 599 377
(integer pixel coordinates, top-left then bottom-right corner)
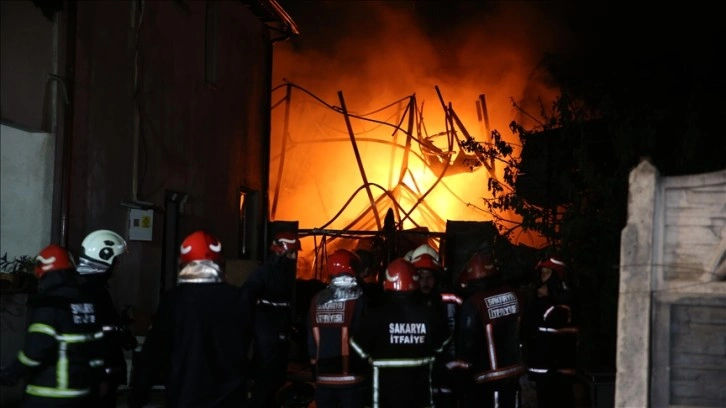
128 208 153 241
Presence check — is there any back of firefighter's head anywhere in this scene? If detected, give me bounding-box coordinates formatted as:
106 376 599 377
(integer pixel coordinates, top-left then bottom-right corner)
77 229 127 276
353 248 375 279
383 258 419 292
536 254 567 282
327 249 360 286
410 244 441 294
178 230 224 283
35 244 76 280
465 250 499 281
270 231 301 259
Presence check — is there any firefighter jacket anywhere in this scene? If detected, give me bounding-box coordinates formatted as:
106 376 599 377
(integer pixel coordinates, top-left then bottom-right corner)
415 289 463 397
350 291 450 408
307 278 368 387
5 269 105 405
79 275 135 385
455 278 526 385
244 256 297 344
523 276 578 379
128 282 253 408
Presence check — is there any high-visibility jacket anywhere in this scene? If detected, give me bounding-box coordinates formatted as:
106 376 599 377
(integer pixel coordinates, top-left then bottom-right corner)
10 271 106 406
307 283 368 386
456 280 526 384
350 292 450 408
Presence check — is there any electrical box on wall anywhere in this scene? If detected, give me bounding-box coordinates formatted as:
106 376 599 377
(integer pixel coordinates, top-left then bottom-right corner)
128 208 153 241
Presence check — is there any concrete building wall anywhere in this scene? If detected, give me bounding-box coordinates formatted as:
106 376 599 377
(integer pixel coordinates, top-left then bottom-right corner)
0 124 54 407
0 125 55 259
615 159 726 407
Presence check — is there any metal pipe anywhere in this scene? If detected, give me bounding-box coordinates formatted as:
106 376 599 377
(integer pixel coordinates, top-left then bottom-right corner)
338 90 381 230
271 83 291 219
51 0 77 247
478 94 491 142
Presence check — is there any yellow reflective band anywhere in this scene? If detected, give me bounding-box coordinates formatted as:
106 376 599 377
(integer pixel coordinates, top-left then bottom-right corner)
371 356 435 367
28 323 56 336
57 343 68 388
435 336 451 353
56 331 104 343
18 351 41 367
26 384 90 398
89 359 105 367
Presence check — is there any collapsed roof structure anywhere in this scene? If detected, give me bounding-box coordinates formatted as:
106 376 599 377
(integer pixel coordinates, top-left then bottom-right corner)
269 81 540 282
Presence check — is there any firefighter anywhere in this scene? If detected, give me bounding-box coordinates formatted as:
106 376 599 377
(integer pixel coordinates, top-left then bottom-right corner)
524 254 578 408
307 248 368 408
454 250 526 408
350 258 450 408
410 243 464 408
353 248 383 305
76 229 135 407
128 230 253 407
0 244 106 407
245 231 301 408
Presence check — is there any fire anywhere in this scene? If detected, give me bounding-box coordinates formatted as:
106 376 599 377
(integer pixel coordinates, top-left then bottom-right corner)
270 83 545 269
269 2 562 276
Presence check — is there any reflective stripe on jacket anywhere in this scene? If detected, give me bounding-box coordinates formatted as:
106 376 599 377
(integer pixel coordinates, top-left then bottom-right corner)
14 281 106 400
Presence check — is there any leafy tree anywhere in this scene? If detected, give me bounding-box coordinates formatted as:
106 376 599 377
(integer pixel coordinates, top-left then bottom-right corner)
459 33 725 369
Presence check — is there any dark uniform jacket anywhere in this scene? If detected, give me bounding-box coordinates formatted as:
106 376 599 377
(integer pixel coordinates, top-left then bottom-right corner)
7 270 105 407
245 256 297 346
456 279 526 384
523 276 578 379
79 275 134 386
417 289 463 397
243 256 299 408
350 292 450 408
307 283 368 386
128 282 253 408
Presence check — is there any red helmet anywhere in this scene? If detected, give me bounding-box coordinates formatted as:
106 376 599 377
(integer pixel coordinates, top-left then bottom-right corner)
466 251 498 280
270 231 301 255
326 249 360 278
536 255 567 279
179 230 223 265
383 258 419 292
35 244 75 279
410 244 441 271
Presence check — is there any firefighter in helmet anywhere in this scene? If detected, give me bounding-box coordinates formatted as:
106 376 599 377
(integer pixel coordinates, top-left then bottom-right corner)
245 231 301 408
454 249 526 408
350 258 450 408
0 244 106 407
128 230 253 407
523 254 578 408
307 248 368 408
410 243 464 408
76 229 135 407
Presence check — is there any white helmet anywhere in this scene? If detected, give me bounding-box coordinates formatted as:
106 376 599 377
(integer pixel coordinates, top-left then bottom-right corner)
410 244 440 267
77 229 127 275
403 249 415 262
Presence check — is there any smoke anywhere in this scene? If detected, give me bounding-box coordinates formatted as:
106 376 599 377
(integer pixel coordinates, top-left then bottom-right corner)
270 1 588 250
274 1 581 126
